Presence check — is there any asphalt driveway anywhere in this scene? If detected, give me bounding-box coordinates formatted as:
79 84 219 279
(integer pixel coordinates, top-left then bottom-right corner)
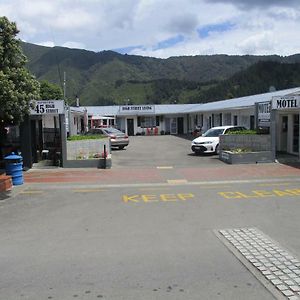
111 135 224 168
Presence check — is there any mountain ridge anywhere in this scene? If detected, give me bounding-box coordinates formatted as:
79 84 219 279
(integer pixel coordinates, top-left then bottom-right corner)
21 42 300 105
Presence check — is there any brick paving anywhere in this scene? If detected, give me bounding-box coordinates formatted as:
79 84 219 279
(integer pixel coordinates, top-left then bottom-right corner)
23 163 300 184
219 228 300 299
24 168 164 184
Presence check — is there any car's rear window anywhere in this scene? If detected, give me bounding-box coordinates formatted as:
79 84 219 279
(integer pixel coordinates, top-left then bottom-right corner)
103 128 123 134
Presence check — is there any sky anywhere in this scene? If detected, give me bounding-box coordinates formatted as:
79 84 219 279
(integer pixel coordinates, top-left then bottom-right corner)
1 0 300 58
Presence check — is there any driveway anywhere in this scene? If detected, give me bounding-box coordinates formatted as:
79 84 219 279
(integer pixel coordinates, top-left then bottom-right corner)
111 135 224 168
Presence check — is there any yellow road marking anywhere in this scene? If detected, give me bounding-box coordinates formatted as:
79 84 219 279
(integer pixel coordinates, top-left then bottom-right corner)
157 166 173 169
123 193 194 203
73 189 107 193
20 190 44 194
258 183 291 187
218 188 300 199
167 179 188 185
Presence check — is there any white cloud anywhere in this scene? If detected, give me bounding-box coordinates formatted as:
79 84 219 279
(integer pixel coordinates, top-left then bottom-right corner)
1 0 299 58
62 41 86 49
36 41 55 47
237 32 276 54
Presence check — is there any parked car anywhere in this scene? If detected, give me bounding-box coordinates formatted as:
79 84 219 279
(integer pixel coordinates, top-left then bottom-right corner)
191 125 247 154
89 127 129 149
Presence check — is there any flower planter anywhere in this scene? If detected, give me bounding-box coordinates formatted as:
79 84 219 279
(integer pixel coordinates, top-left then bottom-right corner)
219 150 274 164
65 138 112 168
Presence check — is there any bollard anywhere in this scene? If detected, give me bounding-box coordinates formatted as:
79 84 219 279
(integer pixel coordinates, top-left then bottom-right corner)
103 144 107 169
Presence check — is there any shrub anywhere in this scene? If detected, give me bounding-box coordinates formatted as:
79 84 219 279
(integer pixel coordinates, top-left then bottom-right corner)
67 134 104 141
227 130 257 135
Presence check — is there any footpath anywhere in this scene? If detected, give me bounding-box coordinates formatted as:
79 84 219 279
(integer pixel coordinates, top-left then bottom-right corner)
23 162 300 185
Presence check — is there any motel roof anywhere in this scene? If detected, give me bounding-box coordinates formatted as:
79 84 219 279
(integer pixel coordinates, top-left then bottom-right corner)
80 87 300 117
182 87 300 113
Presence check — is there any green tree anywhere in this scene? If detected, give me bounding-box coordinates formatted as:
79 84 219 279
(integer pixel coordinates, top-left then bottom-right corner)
40 80 63 100
0 16 40 126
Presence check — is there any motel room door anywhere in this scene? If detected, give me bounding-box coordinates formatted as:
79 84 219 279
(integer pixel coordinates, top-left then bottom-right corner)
170 118 177 134
280 115 288 153
127 118 134 136
177 117 184 134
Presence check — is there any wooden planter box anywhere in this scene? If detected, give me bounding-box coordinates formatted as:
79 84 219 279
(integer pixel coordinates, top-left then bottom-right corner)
219 150 274 164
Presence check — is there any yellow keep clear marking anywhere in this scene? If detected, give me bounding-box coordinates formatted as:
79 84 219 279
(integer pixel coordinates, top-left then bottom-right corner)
167 179 188 185
157 166 173 169
123 193 194 203
73 189 107 193
218 188 300 199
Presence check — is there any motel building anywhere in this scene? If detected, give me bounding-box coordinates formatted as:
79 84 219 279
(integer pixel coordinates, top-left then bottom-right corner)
84 87 300 160
2 87 300 170
271 94 300 157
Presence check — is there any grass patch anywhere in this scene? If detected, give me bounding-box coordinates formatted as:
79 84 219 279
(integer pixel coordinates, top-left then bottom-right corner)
67 134 104 141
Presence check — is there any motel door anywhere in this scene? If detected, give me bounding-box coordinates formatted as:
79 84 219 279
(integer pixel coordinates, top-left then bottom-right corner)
127 119 134 136
280 116 288 152
177 117 184 134
293 114 299 153
170 118 177 134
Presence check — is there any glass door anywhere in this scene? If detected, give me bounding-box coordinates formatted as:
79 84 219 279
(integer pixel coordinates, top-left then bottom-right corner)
170 118 177 134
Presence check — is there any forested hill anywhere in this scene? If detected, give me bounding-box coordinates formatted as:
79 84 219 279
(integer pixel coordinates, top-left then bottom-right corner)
21 42 300 105
191 60 300 103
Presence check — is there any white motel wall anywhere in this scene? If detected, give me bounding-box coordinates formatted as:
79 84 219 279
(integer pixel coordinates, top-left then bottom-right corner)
69 87 300 158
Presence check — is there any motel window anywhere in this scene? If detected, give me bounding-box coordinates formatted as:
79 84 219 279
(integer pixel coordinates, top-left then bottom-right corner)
224 113 231 125
139 117 156 128
137 117 141 127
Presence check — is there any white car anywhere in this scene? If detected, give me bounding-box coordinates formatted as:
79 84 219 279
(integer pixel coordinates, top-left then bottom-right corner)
191 126 246 154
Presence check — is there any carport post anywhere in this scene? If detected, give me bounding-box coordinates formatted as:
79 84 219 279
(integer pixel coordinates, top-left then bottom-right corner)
59 113 67 167
270 109 276 161
103 144 107 169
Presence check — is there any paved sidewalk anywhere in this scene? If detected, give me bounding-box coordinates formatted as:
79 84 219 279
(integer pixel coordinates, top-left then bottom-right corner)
23 162 300 185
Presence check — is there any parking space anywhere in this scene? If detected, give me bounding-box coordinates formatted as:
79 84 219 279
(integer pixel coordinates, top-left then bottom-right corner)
111 135 224 168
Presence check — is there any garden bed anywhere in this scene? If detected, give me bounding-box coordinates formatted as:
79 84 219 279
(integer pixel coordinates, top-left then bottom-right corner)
65 137 112 168
219 150 274 164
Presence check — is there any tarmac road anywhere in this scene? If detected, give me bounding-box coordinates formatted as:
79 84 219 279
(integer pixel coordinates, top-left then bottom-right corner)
1 136 300 299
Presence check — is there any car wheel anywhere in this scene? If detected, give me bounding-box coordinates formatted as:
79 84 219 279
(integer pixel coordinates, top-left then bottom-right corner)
215 144 219 154
119 146 125 150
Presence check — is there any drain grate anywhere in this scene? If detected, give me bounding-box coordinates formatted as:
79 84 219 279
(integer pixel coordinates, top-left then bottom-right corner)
217 228 300 299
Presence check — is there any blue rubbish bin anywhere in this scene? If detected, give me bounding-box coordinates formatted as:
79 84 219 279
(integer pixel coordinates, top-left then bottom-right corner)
4 153 24 185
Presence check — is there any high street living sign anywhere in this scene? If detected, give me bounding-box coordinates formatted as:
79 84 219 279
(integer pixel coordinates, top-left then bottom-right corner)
119 105 155 115
30 100 65 115
272 95 300 110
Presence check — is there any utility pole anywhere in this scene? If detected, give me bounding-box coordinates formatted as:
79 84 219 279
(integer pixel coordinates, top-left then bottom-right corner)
63 71 66 100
